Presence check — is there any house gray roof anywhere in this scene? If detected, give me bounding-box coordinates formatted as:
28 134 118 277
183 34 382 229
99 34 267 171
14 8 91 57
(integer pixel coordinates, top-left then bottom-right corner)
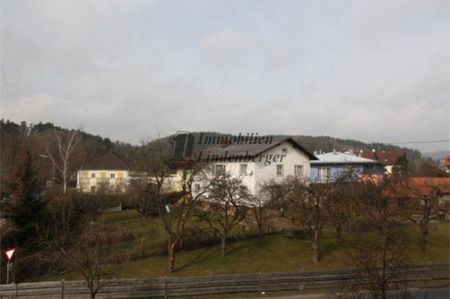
201 137 318 160
311 151 379 165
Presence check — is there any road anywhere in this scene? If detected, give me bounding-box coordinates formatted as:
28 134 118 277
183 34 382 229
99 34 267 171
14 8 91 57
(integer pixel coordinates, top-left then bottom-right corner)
241 287 450 299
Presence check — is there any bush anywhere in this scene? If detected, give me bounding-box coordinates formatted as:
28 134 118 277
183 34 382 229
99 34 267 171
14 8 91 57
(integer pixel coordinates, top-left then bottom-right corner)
283 228 307 239
14 251 65 282
98 227 135 245
352 218 405 233
160 226 269 254
161 228 221 254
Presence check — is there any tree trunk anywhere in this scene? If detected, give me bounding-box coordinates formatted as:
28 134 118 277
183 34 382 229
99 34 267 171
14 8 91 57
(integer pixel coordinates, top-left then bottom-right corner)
312 230 321 263
255 207 263 240
221 233 227 257
335 224 342 244
63 163 67 194
167 241 176 273
88 281 96 299
421 225 429 252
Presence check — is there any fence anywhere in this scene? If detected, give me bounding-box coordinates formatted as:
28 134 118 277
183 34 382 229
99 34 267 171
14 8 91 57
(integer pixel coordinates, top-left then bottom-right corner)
0 264 448 299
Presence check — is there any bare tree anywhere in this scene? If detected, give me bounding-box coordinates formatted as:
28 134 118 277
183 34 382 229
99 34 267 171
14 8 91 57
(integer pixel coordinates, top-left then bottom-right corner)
161 163 208 273
53 224 121 299
324 172 360 243
250 185 273 240
266 177 331 263
42 193 120 299
400 180 449 252
338 229 411 299
355 177 403 234
45 129 82 194
333 176 417 299
199 173 250 256
139 135 209 273
249 199 268 240
129 180 159 217
43 129 82 238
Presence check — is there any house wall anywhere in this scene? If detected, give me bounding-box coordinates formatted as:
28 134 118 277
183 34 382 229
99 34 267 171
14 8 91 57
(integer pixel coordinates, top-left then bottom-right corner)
254 141 311 191
192 141 311 198
77 170 129 193
310 164 364 183
213 161 257 193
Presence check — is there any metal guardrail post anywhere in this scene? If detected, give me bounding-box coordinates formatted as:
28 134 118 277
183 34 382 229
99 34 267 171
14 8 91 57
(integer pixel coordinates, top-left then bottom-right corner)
61 279 64 299
164 277 168 298
258 272 262 293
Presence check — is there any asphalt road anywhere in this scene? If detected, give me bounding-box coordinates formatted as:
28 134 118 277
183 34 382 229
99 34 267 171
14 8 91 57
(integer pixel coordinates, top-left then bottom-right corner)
408 287 450 299
245 287 450 299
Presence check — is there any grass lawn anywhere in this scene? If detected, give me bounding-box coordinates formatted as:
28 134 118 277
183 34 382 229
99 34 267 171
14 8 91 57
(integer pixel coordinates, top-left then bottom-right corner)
56 209 449 280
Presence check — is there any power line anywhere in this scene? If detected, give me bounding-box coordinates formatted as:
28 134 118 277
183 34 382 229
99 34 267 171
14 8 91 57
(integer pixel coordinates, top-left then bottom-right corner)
387 139 450 145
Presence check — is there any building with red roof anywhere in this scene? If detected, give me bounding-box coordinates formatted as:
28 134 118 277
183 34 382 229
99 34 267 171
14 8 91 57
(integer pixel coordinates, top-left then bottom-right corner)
359 150 406 174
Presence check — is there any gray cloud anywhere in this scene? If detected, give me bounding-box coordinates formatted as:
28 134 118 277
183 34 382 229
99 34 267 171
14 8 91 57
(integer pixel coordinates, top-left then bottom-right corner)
1 0 449 152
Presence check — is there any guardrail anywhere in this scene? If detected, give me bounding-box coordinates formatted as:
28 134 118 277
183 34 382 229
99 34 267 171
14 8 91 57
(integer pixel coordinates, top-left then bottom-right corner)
0 264 448 298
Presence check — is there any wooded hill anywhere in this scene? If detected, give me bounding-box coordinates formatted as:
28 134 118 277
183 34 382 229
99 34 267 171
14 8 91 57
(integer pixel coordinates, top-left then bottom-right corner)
0 120 445 193
147 132 423 158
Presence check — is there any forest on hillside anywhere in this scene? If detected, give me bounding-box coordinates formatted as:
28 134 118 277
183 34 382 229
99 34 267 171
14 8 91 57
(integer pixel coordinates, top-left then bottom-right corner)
1 120 446 195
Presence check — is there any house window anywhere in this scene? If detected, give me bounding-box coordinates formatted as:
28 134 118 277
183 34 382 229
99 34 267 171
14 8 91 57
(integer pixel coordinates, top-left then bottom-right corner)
91 173 96 178
90 186 96 193
276 164 284 177
294 165 304 177
213 164 225 176
195 184 200 191
111 173 115 179
318 167 331 180
240 164 248 176
282 148 288 154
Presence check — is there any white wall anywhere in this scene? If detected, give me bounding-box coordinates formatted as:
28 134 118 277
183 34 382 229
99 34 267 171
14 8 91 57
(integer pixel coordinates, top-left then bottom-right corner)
212 161 257 193
254 141 311 192
193 141 311 199
77 170 129 193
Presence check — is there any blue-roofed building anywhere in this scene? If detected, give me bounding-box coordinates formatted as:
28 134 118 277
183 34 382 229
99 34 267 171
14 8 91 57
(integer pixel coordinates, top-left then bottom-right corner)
310 150 383 183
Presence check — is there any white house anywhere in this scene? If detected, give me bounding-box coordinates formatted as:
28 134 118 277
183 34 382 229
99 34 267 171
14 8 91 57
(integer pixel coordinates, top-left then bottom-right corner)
193 137 317 196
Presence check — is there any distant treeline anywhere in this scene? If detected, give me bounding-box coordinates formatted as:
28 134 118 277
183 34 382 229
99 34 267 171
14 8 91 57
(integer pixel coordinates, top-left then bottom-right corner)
0 120 444 183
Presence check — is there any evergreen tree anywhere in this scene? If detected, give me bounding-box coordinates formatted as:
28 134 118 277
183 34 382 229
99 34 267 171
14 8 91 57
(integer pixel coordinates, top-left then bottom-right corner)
9 151 47 249
392 154 409 178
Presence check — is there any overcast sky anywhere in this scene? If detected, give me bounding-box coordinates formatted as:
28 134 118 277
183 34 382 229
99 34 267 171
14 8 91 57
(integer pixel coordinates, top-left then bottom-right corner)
1 0 449 152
